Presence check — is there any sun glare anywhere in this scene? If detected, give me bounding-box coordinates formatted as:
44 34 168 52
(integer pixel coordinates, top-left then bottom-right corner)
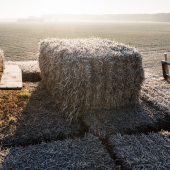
35 0 81 15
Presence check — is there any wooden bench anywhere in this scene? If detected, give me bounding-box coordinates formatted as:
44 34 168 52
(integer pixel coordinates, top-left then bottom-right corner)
0 65 22 90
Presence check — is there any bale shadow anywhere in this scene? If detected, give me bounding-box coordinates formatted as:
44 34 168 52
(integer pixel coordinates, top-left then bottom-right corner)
0 81 88 148
83 99 170 139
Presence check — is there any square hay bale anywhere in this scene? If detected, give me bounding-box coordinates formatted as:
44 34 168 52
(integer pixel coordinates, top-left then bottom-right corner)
108 132 170 169
0 49 5 81
141 75 170 114
5 61 41 82
39 38 144 121
3 134 117 169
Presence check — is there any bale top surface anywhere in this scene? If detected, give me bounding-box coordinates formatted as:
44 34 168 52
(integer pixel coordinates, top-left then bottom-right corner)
109 132 170 170
5 61 40 73
40 38 141 58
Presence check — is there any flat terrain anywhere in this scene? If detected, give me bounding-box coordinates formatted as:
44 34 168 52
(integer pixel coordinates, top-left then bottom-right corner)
1 22 170 169
0 22 170 75
1 72 170 169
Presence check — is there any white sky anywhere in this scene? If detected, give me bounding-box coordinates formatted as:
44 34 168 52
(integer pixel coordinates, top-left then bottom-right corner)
0 0 170 19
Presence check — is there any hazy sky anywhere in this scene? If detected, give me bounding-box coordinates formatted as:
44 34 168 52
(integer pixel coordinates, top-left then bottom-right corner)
1 0 170 19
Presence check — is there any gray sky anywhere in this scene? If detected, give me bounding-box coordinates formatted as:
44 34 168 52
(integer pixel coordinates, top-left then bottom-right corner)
1 0 170 19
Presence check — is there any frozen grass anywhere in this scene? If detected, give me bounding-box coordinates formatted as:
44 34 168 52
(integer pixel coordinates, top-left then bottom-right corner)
141 73 170 114
3 134 117 170
108 132 170 170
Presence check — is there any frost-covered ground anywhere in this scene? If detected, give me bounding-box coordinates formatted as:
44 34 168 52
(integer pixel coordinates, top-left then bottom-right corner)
1 64 170 169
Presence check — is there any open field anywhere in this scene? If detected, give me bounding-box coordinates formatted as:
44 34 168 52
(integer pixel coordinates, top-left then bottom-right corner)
1 22 170 169
1 72 170 169
0 22 170 76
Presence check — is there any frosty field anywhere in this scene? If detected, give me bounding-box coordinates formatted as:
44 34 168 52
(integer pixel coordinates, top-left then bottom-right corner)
0 22 170 76
1 22 170 169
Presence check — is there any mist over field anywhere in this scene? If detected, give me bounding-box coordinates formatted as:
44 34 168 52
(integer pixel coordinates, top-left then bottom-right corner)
1 1 170 169
0 21 170 76
2 13 170 23
17 13 170 22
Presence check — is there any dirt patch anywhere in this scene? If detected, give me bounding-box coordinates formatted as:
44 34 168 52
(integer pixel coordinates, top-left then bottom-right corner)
2 133 118 170
0 85 30 129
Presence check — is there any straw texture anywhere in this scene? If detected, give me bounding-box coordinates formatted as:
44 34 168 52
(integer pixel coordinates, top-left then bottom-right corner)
5 61 41 82
141 76 170 114
109 132 170 170
39 38 144 121
3 134 117 170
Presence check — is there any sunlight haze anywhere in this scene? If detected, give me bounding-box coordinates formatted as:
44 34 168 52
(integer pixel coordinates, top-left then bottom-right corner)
1 0 170 19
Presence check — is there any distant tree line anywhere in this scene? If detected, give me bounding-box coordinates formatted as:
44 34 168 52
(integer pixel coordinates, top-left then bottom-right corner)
44 13 170 22
18 14 170 22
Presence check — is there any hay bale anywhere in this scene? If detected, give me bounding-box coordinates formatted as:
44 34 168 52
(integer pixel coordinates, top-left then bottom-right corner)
141 75 170 114
39 38 144 121
108 132 170 169
3 134 117 169
5 61 41 82
0 49 5 81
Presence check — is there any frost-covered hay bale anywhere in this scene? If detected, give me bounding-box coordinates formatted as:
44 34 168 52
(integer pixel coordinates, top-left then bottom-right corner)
109 132 170 169
141 74 170 114
39 38 144 120
3 134 117 169
5 61 41 82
